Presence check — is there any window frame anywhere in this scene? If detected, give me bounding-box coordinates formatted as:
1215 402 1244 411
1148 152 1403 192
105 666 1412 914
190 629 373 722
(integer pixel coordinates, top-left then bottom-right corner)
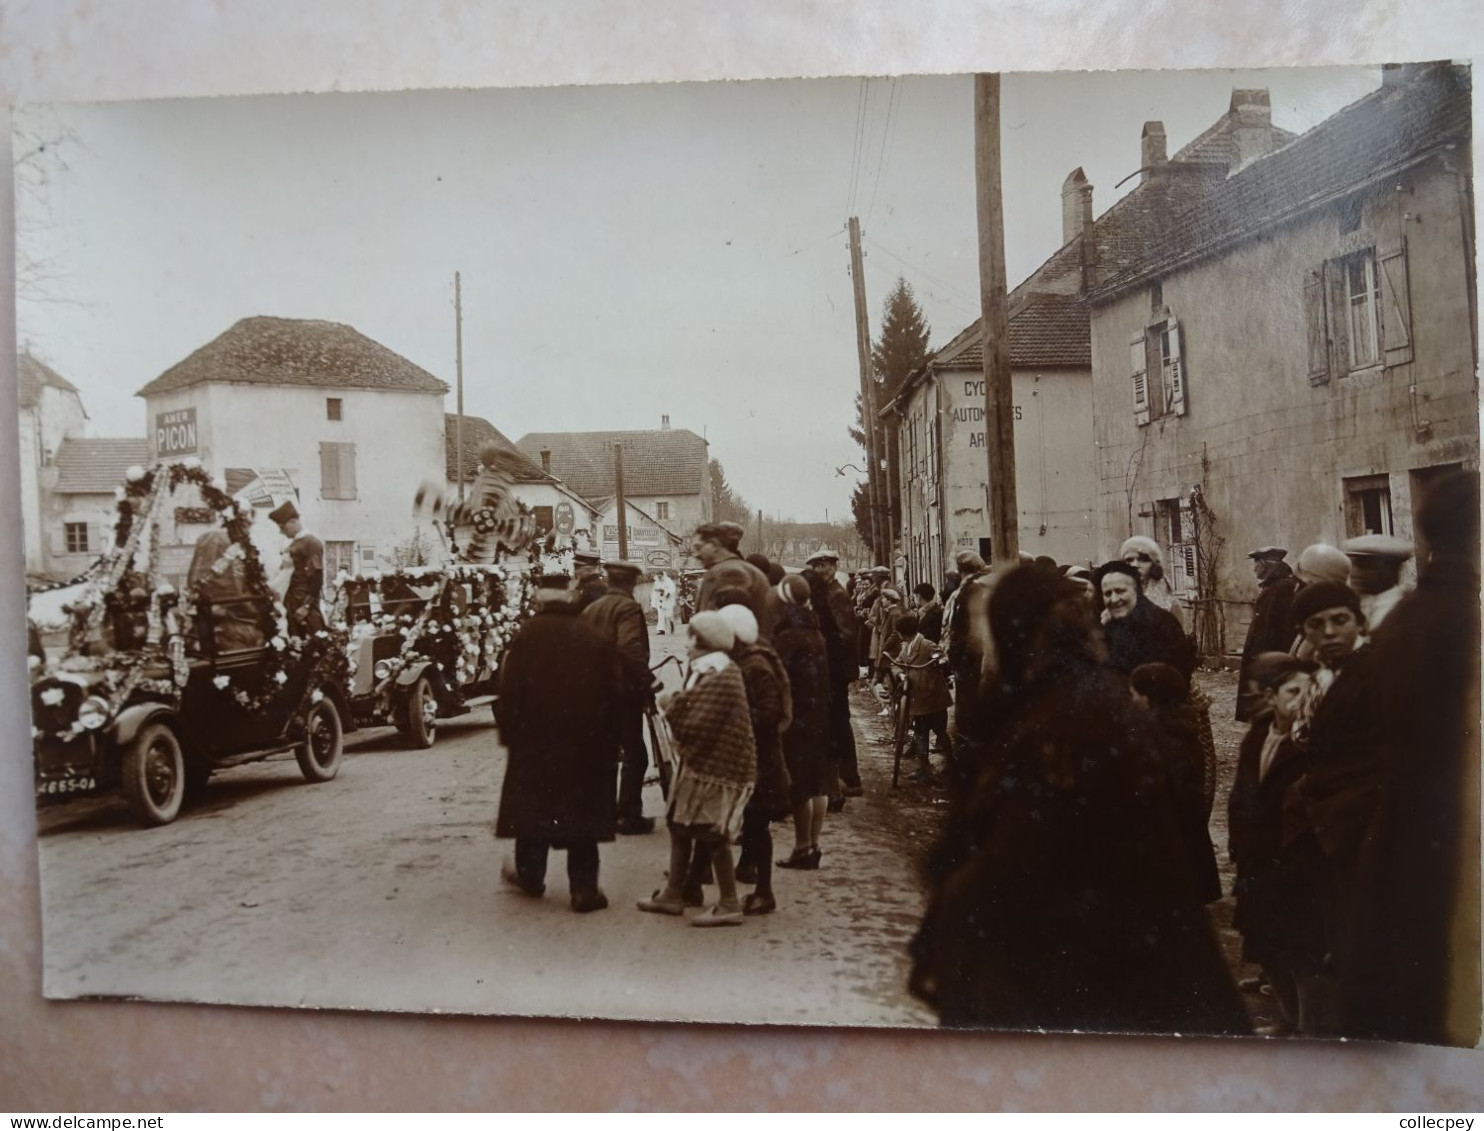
64 521 90 554
1343 250 1381 372
326 397 344 421
1343 473 1394 538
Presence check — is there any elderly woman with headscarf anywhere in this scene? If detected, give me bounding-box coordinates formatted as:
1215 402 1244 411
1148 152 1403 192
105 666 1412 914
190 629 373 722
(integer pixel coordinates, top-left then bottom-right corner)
1119 535 1187 633
909 565 1248 1034
1094 560 1195 681
638 611 757 927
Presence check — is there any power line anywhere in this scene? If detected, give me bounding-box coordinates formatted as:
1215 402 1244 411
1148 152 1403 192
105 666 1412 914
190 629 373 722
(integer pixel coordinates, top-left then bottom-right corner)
845 78 869 216
864 77 900 230
862 236 979 308
862 254 978 318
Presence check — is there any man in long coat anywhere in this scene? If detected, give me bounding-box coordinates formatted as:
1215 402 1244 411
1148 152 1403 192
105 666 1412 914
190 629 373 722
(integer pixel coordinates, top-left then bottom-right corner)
495 572 623 913
1236 546 1300 721
692 521 777 636
581 560 656 835
803 549 863 798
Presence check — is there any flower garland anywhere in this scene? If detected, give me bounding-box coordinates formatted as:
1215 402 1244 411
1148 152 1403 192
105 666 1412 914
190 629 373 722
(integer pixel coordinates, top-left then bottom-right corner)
327 562 536 690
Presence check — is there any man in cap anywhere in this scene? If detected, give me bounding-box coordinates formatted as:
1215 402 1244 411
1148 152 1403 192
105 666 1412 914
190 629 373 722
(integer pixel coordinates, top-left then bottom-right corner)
495 571 623 913
691 521 776 636
1342 534 1413 635
268 500 325 636
1236 546 1300 721
582 560 657 834
803 548 863 798
1341 470 1480 1044
572 547 607 610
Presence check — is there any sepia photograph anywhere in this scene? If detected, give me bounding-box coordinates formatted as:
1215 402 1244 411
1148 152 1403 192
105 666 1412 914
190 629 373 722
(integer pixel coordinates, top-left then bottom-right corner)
13 60 1478 1044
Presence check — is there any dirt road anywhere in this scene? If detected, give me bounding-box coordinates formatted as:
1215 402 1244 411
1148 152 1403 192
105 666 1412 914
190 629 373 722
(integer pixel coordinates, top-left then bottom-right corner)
36 628 938 1028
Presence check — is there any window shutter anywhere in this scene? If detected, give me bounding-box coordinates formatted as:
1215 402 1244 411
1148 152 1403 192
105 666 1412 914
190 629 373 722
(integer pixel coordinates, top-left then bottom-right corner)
1166 318 1187 416
1325 260 1351 376
1304 269 1330 384
1378 241 1413 367
87 523 102 555
1130 333 1150 426
340 443 358 500
320 442 339 498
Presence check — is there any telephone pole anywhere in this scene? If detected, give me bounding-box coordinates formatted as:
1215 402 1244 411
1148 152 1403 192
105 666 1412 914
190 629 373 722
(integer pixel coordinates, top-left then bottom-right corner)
975 75 1019 566
848 216 882 564
614 442 628 562
454 271 465 510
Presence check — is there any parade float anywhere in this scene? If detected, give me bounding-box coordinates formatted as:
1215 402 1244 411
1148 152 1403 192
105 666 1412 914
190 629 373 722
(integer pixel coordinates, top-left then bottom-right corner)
29 460 351 827
325 445 543 748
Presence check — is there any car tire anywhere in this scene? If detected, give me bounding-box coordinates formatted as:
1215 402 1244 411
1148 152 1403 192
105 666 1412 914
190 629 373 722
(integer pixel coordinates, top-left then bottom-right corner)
123 721 186 827
402 676 437 750
296 698 344 783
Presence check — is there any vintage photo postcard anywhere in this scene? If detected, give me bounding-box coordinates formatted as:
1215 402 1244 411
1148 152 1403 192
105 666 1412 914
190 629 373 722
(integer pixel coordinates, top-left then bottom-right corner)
14 62 1478 1043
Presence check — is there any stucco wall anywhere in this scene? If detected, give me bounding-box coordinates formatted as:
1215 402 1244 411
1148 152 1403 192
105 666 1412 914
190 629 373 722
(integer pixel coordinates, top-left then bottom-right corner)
895 363 1096 588
1091 151 1478 649
142 382 447 574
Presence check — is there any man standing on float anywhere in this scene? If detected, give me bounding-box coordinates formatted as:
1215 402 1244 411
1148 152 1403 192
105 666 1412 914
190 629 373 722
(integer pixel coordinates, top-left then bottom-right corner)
269 500 325 636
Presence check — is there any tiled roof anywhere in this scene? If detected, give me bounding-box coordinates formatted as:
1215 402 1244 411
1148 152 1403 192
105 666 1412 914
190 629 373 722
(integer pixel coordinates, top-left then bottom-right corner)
515 429 709 502
136 317 450 397
445 413 551 484
1093 64 1471 298
18 351 81 409
1171 93 1298 165
927 292 1092 371
52 438 153 494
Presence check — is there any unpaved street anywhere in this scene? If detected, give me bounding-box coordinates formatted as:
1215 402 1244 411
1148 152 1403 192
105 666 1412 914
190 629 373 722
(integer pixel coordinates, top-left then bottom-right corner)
36 628 938 1027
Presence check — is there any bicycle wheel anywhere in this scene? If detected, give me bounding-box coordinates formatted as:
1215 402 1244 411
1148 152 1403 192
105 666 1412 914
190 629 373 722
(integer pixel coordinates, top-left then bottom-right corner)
891 683 913 789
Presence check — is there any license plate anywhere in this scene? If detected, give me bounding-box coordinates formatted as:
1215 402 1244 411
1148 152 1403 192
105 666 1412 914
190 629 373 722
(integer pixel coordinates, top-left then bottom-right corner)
36 776 96 797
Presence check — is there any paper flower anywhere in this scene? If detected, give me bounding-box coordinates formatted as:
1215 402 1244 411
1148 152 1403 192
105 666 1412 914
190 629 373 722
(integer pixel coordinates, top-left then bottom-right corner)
40 688 65 707
125 465 146 482
213 675 231 690
181 456 202 470
310 689 324 704
274 671 288 685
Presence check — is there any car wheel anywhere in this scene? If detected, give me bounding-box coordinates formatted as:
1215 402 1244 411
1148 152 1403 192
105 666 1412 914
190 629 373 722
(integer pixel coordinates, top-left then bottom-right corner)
296 698 344 783
123 722 185 827
402 676 437 749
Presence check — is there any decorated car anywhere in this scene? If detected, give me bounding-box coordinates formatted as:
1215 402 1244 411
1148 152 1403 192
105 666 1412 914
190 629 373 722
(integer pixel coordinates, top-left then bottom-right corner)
29 460 352 827
328 563 536 747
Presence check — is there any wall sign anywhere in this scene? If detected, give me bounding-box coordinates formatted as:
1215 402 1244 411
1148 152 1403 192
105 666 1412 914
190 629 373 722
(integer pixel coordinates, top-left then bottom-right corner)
155 408 198 457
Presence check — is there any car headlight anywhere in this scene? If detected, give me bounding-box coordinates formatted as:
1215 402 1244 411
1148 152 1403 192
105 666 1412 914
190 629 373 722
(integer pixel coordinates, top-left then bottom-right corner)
373 660 392 680
77 697 110 730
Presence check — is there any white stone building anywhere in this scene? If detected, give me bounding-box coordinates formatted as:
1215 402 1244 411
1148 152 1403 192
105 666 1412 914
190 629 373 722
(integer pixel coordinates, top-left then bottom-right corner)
17 351 88 579
135 316 449 582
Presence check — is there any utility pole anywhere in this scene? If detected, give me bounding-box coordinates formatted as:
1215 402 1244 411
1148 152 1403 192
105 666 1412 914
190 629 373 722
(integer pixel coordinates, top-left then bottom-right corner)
975 75 1019 566
454 271 465 510
848 215 882 565
614 442 628 562
756 508 764 557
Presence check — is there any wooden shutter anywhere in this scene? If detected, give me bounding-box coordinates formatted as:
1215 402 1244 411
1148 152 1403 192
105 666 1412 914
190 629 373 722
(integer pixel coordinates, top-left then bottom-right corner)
1326 260 1351 376
1378 241 1413 367
339 443 357 500
1304 269 1330 384
1166 318 1187 416
1131 333 1151 426
87 522 103 555
320 442 339 499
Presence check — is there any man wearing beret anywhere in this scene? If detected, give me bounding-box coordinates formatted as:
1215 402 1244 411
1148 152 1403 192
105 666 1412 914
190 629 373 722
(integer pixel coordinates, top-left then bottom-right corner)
268 500 325 636
803 548 863 799
582 560 657 835
1341 533 1413 636
1281 580 1381 1033
1236 546 1300 721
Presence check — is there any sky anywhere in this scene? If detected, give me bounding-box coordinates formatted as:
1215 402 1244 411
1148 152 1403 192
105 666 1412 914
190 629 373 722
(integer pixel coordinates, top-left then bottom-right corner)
16 65 1380 522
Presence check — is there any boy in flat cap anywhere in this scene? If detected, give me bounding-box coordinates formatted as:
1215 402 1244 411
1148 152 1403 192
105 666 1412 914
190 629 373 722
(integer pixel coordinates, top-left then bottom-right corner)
1236 546 1299 721
269 500 325 636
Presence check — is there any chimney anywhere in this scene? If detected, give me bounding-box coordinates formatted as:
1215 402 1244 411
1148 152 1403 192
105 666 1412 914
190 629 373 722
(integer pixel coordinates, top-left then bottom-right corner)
1229 89 1276 172
1382 62 1431 88
539 448 551 474
660 414 671 431
1060 167 1092 246
1140 121 1167 182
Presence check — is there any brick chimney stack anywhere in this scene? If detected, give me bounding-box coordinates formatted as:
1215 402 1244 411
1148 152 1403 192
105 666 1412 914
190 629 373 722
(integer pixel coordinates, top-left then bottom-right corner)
661 414 671 431
1230 89 1276 172
1061 167 1092 247
539 448 551 474
1140 121 1167 182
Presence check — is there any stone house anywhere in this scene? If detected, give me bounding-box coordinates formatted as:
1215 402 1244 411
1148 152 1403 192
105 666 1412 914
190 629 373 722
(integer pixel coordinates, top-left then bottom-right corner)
16 351 88 578
1086 63 1476 653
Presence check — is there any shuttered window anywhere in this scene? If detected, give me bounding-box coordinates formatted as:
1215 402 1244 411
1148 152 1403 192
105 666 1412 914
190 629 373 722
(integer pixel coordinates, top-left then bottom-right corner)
320 441 357 500
1309 246 1411 380
1304 270 1330 384
1130 333 1151 426
1378 241 1413 366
